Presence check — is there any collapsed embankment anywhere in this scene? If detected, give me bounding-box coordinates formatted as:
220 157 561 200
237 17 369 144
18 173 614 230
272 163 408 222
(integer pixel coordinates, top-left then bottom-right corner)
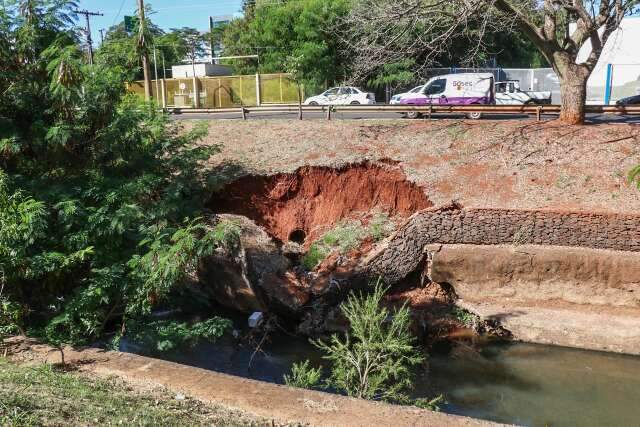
194 119 640 354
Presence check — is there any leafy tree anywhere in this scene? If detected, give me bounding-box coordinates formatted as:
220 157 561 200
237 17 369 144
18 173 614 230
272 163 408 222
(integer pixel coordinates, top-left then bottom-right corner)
222 0 351 93
0 0 233 346
344 0 639 124
169 27 207 66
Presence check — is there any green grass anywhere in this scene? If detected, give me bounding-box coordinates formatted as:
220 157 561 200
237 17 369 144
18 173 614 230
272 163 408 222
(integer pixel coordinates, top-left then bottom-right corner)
301 215 395 270
0 358 260 426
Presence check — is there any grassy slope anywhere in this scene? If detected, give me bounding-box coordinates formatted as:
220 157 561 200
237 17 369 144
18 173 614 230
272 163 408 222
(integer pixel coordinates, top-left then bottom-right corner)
199 119 640 213
0 358 260 426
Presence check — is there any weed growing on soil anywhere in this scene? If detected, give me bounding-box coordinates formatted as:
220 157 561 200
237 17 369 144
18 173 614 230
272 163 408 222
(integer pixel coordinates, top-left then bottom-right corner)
284 360 323 389
302 220 368 269
451 307 478 328
368 213 396 242
0 359 260 426
302 215 395 269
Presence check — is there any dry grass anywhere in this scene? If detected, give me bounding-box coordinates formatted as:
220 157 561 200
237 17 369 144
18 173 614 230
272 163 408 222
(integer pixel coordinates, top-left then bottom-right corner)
196 119 640 213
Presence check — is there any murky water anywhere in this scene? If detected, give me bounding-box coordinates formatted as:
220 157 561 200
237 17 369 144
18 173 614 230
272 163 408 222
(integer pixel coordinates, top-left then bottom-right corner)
122 330 640 427
422 341 640 427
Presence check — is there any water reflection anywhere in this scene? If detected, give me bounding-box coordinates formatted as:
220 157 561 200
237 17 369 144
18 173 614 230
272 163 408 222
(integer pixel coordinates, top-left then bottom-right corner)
122 332 640 427
423 341 640 427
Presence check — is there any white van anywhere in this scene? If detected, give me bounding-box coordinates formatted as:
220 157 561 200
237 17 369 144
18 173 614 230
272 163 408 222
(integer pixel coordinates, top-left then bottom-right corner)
399 73 495 119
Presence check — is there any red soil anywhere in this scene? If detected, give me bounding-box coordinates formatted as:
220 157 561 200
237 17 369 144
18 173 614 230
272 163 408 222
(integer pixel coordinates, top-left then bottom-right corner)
209 162 432 243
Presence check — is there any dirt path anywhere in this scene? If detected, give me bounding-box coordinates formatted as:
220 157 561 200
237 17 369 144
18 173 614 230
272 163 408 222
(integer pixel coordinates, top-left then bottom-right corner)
6 338 503 427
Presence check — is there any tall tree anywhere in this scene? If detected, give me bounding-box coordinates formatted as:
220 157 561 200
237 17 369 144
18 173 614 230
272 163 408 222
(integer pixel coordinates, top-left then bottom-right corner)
489 0 639 123
222 0 351 93
343 0 640 124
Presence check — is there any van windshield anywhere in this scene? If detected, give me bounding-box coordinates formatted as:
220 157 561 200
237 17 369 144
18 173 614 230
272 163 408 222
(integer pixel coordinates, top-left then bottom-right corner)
424 79 446 95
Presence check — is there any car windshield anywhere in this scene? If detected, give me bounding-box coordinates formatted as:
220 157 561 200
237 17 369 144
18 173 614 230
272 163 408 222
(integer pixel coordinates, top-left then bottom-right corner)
323 88 339 96
409 86 423 93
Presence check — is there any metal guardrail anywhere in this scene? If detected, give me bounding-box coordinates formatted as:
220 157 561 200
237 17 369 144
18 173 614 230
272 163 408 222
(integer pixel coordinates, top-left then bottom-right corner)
168 104 640 121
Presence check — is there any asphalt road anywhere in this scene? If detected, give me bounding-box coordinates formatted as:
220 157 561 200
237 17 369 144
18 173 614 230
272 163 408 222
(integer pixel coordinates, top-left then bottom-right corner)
170 110 640 124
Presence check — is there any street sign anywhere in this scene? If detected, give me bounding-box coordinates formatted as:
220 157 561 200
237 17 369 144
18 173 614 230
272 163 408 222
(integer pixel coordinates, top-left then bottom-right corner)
124 15 139 33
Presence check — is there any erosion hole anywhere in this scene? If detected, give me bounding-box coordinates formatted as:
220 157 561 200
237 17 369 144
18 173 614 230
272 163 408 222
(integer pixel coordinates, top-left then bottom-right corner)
288 229 306 244
209 162 432 243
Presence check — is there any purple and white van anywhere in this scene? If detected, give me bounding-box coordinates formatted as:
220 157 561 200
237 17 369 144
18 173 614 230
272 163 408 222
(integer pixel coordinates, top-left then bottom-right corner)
400 73 495 118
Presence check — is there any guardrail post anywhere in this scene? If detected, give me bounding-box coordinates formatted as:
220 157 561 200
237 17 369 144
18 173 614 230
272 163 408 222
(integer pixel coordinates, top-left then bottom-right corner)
428 104 432 120
536 106 541 122
160 78 167 110
255 73 261 106
241 106 246 120
326 106 332 121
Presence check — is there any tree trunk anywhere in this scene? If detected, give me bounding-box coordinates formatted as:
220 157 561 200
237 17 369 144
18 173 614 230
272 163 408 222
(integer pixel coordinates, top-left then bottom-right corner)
557 65 590 125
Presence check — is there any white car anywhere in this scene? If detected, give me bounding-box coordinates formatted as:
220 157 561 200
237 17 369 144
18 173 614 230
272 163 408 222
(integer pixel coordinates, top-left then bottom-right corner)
304 87 376 105
390 85 425 104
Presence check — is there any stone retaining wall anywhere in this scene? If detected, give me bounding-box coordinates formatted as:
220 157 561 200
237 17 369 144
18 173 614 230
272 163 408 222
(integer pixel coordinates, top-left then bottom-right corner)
423 206 640 251
364 205 640 283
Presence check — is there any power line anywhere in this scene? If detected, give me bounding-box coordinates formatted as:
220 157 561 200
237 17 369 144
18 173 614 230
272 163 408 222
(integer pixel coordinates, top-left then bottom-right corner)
112 0 128 26
73 9 104 65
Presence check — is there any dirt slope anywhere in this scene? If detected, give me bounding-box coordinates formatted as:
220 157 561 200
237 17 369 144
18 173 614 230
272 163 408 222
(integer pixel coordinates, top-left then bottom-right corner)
199 119 640 214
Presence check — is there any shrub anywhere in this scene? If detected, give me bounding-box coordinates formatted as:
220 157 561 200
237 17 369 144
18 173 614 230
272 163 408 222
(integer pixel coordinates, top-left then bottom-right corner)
313 281 424 402
284 360 323 389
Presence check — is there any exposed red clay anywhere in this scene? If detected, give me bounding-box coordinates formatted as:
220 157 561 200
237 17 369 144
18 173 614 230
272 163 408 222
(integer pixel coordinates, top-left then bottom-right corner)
209 162 432 243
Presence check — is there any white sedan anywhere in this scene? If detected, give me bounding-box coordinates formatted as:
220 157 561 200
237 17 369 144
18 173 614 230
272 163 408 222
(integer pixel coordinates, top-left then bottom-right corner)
304 87 376 105
390 85 425 104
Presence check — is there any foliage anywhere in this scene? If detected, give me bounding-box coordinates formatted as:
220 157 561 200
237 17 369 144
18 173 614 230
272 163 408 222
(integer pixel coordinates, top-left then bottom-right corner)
0 359 260 426
450 307 477 328
284 360 323 389
302 220 367 269
222 0 351 94
302 216 394 270
629 165 640 190
0 1 232 346
413 395 445 411
368 212 395 242
96 16 208 81
124 317 232 352
313 282 424 402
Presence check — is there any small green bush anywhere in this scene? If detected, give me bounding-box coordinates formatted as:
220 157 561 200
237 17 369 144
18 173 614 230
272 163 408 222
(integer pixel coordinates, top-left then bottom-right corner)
368 212 395 242
314 281 424 402
302 218 390 269
284 360 323 389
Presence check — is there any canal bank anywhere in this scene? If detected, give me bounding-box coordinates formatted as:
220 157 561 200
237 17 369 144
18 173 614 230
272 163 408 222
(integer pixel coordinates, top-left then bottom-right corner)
4 337 498 427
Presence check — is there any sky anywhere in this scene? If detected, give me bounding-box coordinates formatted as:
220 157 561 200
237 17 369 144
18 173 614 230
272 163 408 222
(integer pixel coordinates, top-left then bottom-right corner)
76 0 243 45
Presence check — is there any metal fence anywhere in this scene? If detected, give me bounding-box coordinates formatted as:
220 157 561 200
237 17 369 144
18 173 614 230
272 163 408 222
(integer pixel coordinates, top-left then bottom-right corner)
128 73 302 108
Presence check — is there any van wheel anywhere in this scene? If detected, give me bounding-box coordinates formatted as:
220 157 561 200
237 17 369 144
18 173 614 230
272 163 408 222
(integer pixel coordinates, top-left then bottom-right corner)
406 111 421 119
466 111 482 120
350 101 360 105
309 101 318 106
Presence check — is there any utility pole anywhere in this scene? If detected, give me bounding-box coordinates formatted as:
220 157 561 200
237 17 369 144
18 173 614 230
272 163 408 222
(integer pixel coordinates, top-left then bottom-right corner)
99 28 105 45
137 0 153 100
73 9 103 65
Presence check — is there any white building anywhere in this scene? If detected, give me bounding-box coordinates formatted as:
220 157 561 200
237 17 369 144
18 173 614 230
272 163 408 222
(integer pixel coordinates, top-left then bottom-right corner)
171 63 233 78
576 17 640 103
